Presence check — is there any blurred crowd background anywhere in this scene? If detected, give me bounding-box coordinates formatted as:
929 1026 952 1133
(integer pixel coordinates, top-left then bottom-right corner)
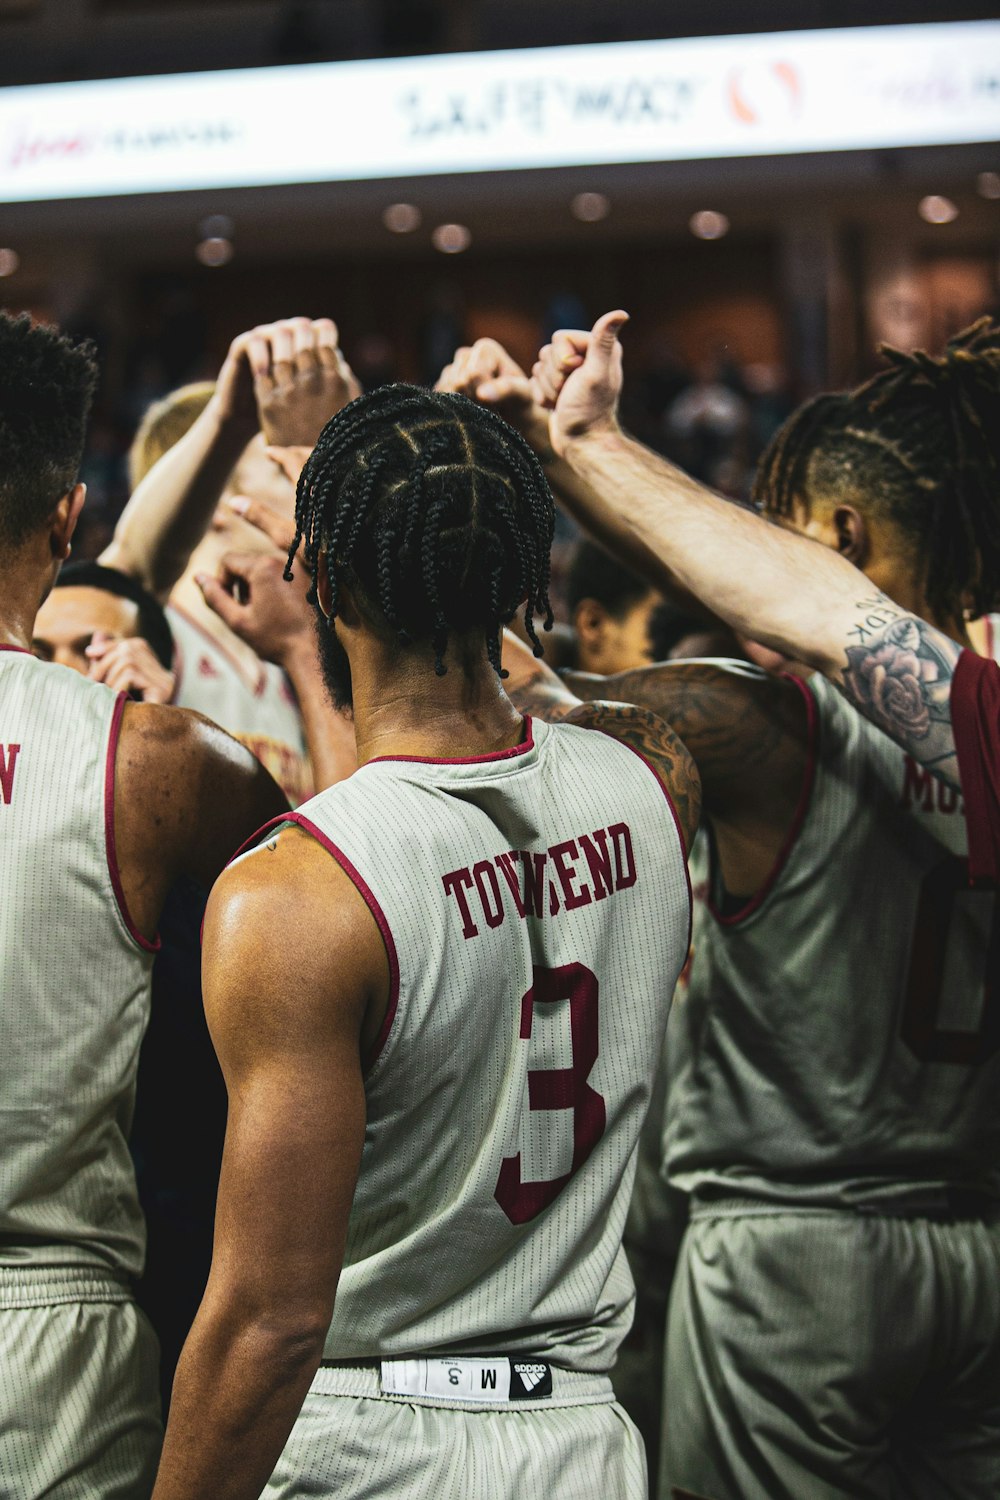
2 0 997 617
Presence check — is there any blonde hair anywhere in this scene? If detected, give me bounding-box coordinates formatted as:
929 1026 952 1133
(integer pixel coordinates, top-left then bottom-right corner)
128 382 215 489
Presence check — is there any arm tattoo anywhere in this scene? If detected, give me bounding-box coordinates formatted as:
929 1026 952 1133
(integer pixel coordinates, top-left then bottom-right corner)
837 602 963 789
563 662 806 811
564 700 701 852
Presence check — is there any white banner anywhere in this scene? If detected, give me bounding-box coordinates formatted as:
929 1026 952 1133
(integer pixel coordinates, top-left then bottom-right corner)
0 21 998 203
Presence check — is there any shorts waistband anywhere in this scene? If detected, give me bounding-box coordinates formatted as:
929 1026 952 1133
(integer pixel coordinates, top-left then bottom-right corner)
314 1357 615 1411
689 1189 1000 1223
0 1266 132 1310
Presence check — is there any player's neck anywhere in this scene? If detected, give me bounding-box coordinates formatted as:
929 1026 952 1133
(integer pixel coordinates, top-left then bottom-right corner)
0 552 53 652
351 645 525 766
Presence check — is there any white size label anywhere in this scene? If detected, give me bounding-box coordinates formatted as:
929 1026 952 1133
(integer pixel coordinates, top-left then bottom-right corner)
381 1357 513 1404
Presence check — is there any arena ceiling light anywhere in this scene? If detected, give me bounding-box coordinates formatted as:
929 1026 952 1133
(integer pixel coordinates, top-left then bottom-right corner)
918 194 959 224
977 171 1000 200
382 202 421 233
195 235 234 266
0 21 998 203
690 209 730 239
0 248 19 277
432 222 471 254
571 192 610 223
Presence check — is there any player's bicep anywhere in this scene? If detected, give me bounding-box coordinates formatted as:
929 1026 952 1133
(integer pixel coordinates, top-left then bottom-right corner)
201 857 368 1321
566 661 806 823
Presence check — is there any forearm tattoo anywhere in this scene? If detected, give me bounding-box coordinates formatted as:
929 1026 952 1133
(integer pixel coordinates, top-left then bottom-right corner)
838 594 962 789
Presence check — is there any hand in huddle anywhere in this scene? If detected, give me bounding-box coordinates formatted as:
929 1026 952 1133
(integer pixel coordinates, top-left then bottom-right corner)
435 339 552 456
213 318 362 448
86 631 176 703
531 310 628 456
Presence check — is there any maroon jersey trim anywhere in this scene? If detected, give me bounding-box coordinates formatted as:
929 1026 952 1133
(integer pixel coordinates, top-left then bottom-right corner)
952 648 1000 885
366 716 534 767
0 643 32 655
596 729 694 955
104 693 161 953
228 812 401 1071
708 672 819 928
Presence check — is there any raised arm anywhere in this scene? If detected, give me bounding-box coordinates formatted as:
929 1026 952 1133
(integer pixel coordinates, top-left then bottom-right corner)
197 448 358 790
151 828 386 1500
102 319 359 600
534 313 963 789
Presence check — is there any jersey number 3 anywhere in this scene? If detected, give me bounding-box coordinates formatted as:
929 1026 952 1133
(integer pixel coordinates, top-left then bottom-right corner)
495 963 606 1225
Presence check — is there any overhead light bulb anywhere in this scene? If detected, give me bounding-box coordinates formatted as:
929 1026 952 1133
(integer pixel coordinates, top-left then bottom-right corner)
432 223 471 254
690 210 730 240
918 195 958 225
571 192 610 223
382 202 421 233
196 236 234 267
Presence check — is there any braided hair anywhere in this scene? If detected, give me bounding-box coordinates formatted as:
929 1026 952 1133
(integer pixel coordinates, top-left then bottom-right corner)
753 318 1000 622
288 384 554 677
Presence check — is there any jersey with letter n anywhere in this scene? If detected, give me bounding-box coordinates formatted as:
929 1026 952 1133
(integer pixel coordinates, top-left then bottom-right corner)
0 649 154 1275
667 672 1000 1210
279 714 690 1372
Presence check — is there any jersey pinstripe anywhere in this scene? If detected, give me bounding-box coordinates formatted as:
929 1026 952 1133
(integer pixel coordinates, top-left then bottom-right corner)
665 671 1000 1209
167 604 312 805
0 648 154 1275
268 715 690 1372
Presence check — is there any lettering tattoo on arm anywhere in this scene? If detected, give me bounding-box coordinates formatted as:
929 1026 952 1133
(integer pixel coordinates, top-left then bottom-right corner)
837 596 963 790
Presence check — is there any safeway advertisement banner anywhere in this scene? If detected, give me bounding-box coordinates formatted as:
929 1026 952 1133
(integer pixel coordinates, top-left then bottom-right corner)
1 21 997 203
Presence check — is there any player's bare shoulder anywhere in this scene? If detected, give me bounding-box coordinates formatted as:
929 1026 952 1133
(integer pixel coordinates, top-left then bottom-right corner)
114 699 288 899
563 698 701 852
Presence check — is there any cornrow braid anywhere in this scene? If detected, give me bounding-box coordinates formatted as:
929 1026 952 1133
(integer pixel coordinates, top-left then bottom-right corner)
289 384 555 678
753 318 1000 623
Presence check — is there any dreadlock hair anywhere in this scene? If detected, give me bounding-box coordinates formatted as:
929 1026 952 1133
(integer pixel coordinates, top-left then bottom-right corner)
0 311 98 549
753 318 1000 624
288 384 555 678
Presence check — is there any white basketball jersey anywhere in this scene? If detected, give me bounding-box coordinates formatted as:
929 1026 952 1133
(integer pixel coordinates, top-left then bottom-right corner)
0 649 154 1274
666 672 1000 1209
167 604 312 805
267 715 690 1371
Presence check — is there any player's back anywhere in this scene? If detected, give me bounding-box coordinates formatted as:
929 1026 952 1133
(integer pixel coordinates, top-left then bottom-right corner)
667 672 1000 1209
0 648 154 1274
283 714 690 1371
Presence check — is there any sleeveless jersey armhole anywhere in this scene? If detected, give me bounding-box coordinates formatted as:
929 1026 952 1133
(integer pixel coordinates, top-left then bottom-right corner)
706 671 819 928
104 692 161 954
226 811 401 1073
595 728 694 955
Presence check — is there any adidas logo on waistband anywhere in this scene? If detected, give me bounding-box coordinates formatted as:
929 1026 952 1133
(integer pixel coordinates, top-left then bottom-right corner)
510 1361 552 1400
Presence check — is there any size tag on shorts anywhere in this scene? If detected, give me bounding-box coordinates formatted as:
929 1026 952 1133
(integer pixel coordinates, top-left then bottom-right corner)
380 1357 553 1404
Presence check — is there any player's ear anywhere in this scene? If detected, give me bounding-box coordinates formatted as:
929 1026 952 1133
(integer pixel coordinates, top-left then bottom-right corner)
573 597 608 655
49 483 87 562
832 505 869 567
315 551 334 618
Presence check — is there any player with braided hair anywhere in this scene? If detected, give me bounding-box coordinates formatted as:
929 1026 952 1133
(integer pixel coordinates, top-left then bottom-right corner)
152 385 699 1500
496 312 1000 1500
287 383 555 682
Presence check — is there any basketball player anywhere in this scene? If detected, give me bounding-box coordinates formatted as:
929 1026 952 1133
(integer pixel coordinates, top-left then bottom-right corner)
0 311 288 1497
523 314 1000 1498
150 385 698 1500
34 558 176 699
102 317 359 798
